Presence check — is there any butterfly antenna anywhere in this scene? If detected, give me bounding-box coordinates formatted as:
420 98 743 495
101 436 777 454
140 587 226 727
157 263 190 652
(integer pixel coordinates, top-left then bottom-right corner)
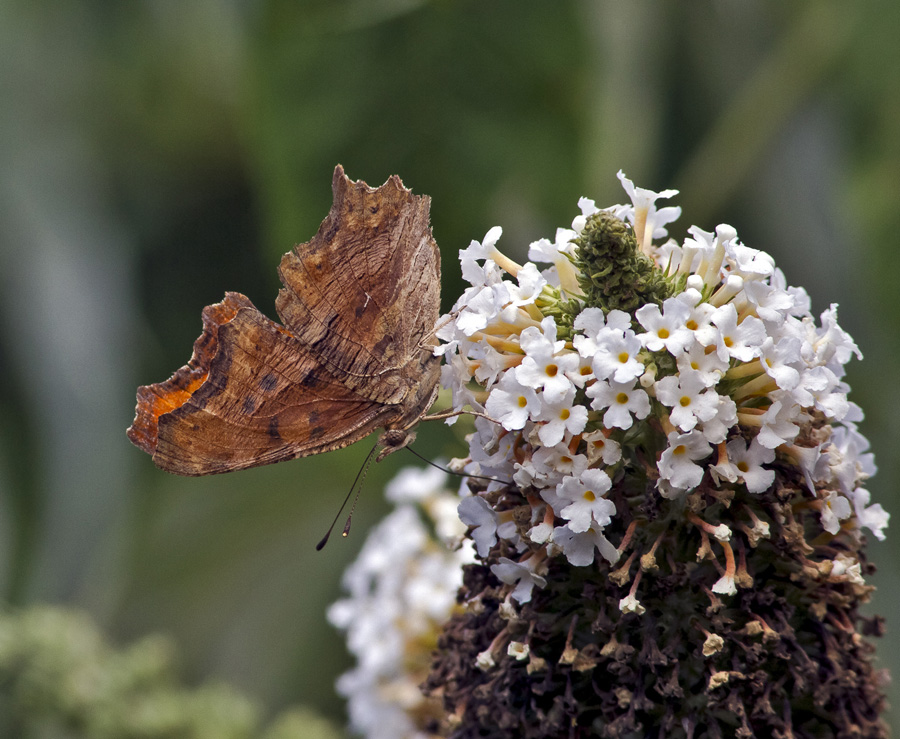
401 445 507 485
316 442 379 551
341 450 376 539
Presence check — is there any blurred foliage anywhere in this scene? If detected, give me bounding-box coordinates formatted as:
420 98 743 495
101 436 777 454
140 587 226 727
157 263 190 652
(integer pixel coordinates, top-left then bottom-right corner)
0 605 340 739
0 0 898 732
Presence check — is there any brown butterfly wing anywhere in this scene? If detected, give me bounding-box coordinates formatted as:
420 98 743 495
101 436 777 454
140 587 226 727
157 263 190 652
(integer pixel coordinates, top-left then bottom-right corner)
275 165 441 428
128 293 406 475
127 167 441 476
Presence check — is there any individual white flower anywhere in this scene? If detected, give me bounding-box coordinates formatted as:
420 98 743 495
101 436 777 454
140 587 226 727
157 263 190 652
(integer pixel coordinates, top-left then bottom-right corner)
635 298 694 354
828 424 876 494
455 282 511 336
813 304 862 368
573 308 631 359
679 226 716 278
617 170 681 244
657 241 684 276
658 430 712 491
712 573 737 596
582 430 622 466
707 303 766 363
589 328 646 384
755 396 801 449
485 371 541 431
586 378 651 430
527 228 582 296
674 341 729 388
526 443 589 488
565 353 596 388
715 437 776 494
475 650 496 671
535 386 589 446
508 261 548 306
491 556 548 604
792 366 849 421
528 521 554 545
577 196 599 219
770 268 812 317
830 553 865 586
850 487 889 541
741 279 796 324
458 496 499 557
460 225 503 264
820 490 852 535
724 241 775 281
758 336 802 390
785 441 831 495
654 371 721 432
570 199 596 233
515 317 579 402
468 416 517 483
551 522 619 567
555 468 615 533
439 354 482 418
508 642 530 660
677 290 719 346
692 393 736 445
619 594 646 615
471 342 520 388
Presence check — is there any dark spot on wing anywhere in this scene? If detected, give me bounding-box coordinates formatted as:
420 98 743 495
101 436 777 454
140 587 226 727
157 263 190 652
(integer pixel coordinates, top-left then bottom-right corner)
310 426 325 439
259 373 278 393
242 396 257 415
300 372 322 389
268 415 282 440
373 334 393 355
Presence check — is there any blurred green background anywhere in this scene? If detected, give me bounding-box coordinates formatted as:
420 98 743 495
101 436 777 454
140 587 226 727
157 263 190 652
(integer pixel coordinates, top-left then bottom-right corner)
1 0 898 733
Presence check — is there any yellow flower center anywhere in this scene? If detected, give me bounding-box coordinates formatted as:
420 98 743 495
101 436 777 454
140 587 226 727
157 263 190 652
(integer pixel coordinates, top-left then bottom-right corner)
616 392 629 405
560 408 570 420
583 490 596 502
673 444 687 456
679 396 691 407
618 352 630 364
545 364 559 377
658 328 670 339
518 395 528 408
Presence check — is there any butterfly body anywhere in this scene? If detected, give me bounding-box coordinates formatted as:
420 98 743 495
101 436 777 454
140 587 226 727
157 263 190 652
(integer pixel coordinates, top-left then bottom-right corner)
128 166 440 475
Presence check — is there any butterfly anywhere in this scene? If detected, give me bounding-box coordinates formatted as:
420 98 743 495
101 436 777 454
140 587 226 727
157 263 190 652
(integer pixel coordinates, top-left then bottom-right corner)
127 165 441 476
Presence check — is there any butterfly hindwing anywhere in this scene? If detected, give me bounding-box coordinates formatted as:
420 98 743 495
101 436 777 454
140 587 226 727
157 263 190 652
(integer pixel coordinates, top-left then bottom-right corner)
132 293 400 475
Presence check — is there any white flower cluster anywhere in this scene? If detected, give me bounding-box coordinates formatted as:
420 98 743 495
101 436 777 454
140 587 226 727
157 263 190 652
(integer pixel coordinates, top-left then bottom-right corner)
437 171 887 601
328 466 474 739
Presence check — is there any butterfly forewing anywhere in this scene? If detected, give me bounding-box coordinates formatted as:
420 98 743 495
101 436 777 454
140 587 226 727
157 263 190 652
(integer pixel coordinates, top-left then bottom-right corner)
275 165 440 408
